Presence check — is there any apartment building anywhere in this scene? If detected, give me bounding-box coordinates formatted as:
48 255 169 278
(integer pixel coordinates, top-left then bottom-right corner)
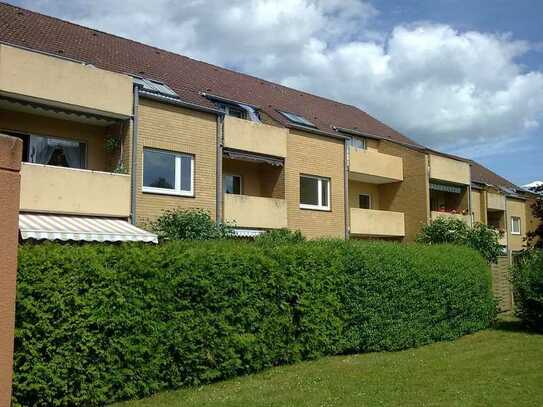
0 3 536 249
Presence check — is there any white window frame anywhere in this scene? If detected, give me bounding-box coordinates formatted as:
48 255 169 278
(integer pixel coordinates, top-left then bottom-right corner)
299 174 331 211
359 193 371 209
224 174 243 195
142 148 194 197
511 216 521 235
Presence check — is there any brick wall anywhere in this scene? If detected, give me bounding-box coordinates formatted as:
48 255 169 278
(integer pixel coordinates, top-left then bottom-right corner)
378 141 430 242
135 99 217 225
286 129 345 239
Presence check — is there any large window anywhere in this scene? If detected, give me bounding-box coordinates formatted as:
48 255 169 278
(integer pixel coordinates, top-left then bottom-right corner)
142 148 193 196
7 132 86 169
300 175 330 210
224 175 242 195
359 194 371 209
511 216 521 235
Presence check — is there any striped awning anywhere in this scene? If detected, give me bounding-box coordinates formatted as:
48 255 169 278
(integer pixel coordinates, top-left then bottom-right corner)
430 183 463 194
19 213 158 243
223 149 284 167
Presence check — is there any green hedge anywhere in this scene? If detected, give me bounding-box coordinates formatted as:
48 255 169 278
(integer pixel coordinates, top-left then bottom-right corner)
512 250 543 331
14 241 496 406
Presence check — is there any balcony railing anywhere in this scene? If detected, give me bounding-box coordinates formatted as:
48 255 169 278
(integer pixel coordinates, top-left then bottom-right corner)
487 192 506 211
350 208 405 237
20 163 130 217
349 148 403 183
429 154 470 185
223 116 288 158
223 194 287 229
431 211 471 224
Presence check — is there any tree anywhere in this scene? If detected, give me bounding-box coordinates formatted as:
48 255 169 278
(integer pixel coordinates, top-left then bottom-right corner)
526 184 543 249
417 217 502 263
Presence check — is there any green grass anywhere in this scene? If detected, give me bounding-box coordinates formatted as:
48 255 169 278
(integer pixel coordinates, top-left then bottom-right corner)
115 320 543 407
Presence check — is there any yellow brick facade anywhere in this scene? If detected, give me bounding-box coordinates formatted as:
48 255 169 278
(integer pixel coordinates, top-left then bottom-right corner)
285 129 345 239
135 99 217 225
507 198 527 252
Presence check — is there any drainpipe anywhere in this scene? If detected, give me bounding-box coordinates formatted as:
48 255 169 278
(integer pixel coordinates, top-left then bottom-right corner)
468 183 473 227
130 85 139 225
344 139 350 240
216 114 224 223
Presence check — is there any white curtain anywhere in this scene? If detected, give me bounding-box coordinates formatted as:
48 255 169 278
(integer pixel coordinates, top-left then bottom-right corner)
28 135 83 168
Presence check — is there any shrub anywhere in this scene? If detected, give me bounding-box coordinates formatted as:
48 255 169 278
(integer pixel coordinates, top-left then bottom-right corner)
149 208 233 241
512 250 543 331
14 241 496 406
417 218 502 263
254 228 305 245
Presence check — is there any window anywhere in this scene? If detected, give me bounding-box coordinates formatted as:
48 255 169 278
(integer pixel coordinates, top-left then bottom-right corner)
7 132 86 169
300 175 330 210
219 103 247 119
142 148 193 196
511 216 521 235
224 175 242 195
359 194 371 209
279 111 316 127
349 136 366 150
133 77 179 98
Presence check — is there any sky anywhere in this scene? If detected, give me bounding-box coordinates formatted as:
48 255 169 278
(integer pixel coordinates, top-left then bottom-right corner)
12 0 543 185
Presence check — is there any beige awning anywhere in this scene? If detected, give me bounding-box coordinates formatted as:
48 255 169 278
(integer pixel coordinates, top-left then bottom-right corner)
19 213 158 243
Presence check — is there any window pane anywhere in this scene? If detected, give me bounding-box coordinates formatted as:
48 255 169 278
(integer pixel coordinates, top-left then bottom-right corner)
143 149 175 189
28 135 85 169
321 179 329 207
350 136 366 150
228 107 245 119
180 155 192 191
300 176 319 205
225 175 241 194
359 194 370 209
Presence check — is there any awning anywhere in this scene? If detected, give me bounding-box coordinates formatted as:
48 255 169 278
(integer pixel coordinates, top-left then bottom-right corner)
232 228 265 238
223 149 284 167
19 213 158 243
430 183 463 194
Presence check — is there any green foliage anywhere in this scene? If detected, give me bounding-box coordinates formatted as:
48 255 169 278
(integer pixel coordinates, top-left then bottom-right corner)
254 228 305 245
149 208 233 241
512 250 543 331
527 187 543 248
417 217 502 263
14 241 496 406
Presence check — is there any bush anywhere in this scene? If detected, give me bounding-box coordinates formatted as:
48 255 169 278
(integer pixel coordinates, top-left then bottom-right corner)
14 241 496 406
254 228 305 245
512 250 543 331
149 208 233 241
417 218 502 263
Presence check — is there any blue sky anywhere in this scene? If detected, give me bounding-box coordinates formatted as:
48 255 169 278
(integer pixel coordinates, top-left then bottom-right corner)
12 0 543 185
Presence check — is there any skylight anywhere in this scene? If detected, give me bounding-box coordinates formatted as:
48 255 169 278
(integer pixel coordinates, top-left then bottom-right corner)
134 77 179 98
278 111 315 127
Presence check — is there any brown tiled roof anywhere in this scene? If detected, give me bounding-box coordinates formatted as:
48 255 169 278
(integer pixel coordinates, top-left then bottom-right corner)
0 2 422 147
469 160 518 190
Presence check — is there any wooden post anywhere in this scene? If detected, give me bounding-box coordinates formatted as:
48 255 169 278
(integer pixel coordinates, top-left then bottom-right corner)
0 134 22 406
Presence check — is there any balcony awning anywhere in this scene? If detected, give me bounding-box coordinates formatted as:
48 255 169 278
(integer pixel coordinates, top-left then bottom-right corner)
223 149 283 167
430 182 463 194
19 213 158 243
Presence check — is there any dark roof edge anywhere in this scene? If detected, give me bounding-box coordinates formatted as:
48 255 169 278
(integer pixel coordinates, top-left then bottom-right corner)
138 91 224 115
287 123 349 140
199 92 260 109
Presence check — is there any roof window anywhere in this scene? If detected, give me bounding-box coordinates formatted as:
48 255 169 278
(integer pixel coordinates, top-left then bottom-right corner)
134 77 179 98
279 111 315 127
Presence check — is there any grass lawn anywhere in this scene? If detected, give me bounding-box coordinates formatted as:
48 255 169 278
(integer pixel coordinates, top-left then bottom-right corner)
115 320 543 407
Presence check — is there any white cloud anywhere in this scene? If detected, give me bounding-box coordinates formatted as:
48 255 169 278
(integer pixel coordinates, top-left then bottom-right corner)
16 0 543 154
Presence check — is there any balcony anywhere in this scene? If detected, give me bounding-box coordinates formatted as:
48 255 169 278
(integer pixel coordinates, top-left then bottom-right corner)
20 163 130 217
349 148 403 183
223 116 288 158
223 194 287 229
0 44 132 118
429 154 470 185
487 192 506 211
350 208 405 237
431 211 470 224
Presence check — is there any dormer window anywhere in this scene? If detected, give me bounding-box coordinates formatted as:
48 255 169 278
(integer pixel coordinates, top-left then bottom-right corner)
349 136 367 150
220 103 247 120
279 110 316 127
133 77 179 98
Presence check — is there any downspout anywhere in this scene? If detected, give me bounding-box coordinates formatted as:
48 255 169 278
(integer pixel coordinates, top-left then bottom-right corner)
344 139 350 240
216 114 224 224
130 85 139 225
468 183 473 227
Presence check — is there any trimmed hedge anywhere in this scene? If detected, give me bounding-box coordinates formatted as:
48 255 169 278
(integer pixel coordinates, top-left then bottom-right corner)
14 241 496 406
512 250 543 331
